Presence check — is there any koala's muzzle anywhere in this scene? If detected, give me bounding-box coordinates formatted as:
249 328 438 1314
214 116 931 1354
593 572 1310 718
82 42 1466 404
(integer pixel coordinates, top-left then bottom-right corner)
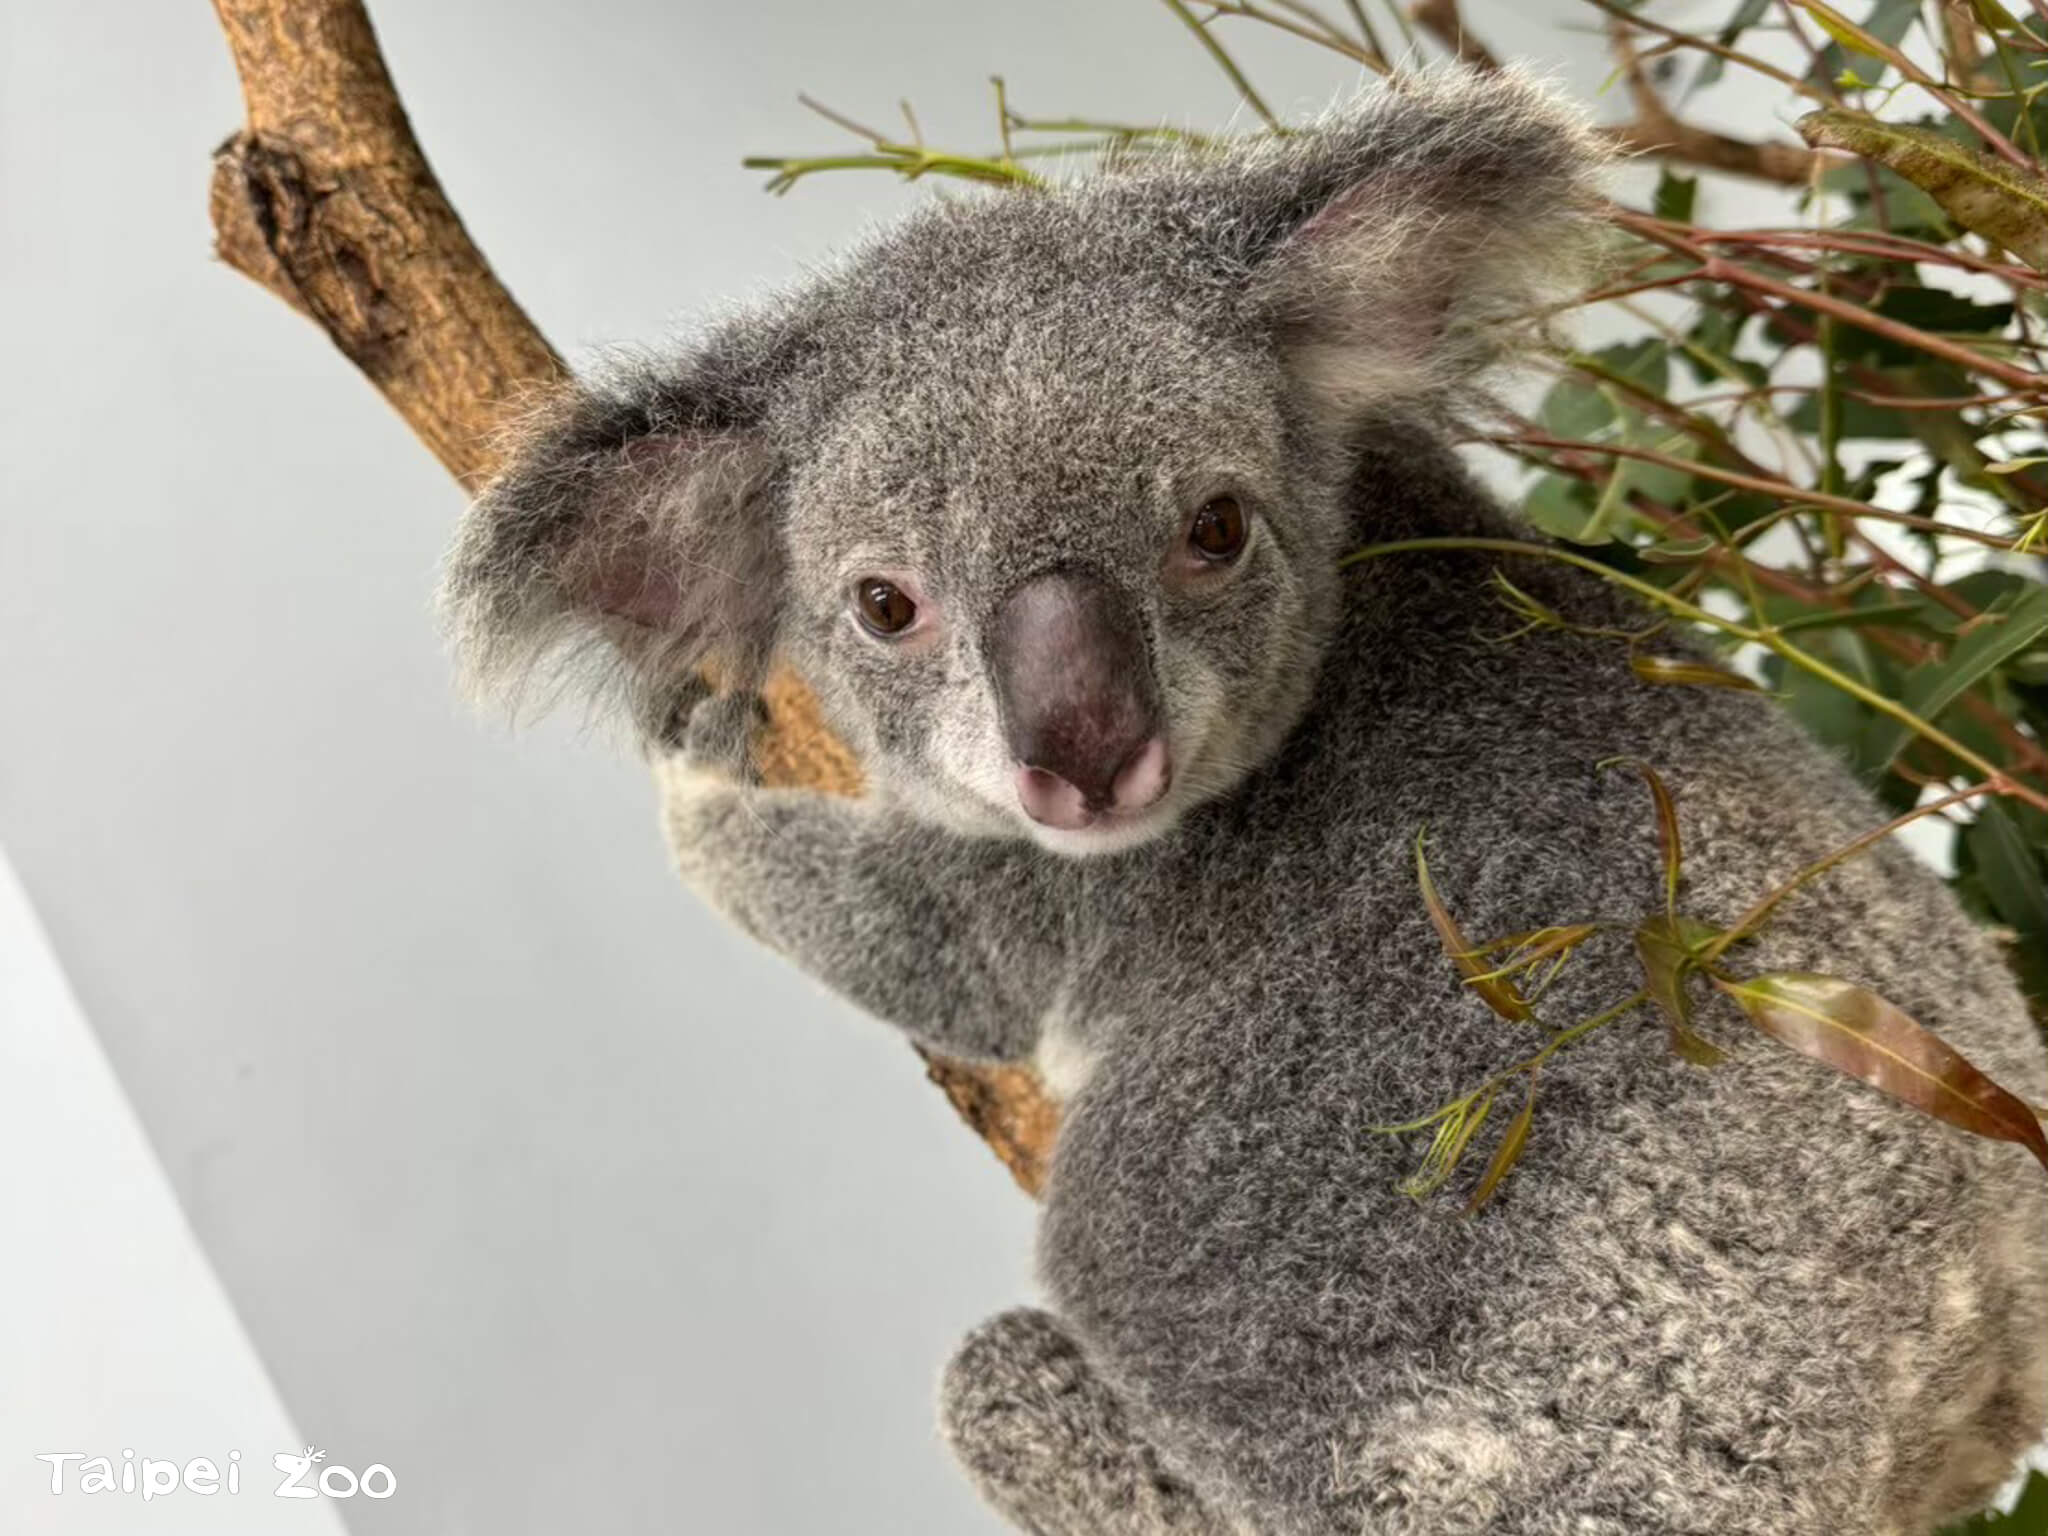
988 570 1171 831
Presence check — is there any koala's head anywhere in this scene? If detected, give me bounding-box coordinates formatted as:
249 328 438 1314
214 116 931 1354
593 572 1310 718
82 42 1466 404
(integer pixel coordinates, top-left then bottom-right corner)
446 69 1604 856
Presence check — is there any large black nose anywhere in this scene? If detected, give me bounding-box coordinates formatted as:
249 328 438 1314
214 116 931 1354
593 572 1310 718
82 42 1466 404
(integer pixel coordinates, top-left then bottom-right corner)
988 569 1170 829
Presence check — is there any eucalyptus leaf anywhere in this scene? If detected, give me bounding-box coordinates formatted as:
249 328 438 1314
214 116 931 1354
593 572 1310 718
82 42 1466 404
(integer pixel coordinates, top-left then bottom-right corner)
1801 109 2048 271
1714 972 2048 1170
1965 802 2048 1003
1630 654 1766 691
1416 831 1533 1023
1637 915 1729 1067
1465 1077 1538 1215
1865 588 2048 767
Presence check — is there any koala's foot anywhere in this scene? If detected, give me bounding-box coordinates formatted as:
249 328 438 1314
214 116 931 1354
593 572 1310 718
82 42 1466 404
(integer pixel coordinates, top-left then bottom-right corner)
941 1308 1232 1536
651 679 765 784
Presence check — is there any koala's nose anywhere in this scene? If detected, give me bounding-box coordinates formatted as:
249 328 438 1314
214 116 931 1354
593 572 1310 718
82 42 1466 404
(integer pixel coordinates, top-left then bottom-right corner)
989 569 1171 826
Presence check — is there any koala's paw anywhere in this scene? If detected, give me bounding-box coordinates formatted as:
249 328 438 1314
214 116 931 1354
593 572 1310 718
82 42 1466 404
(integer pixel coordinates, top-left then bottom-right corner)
652 681 766 787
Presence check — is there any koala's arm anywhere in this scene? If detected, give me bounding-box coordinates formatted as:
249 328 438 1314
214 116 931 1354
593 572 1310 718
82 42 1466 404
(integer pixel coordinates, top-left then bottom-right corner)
654 755 1063 1061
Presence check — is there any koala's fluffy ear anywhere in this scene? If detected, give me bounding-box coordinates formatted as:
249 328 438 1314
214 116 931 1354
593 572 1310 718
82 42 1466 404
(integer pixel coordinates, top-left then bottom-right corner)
1221 68 1610 420
442 362 783 734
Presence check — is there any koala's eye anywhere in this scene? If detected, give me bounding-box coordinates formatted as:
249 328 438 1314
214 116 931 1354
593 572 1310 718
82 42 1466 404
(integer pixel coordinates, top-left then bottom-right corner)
854 577 918 637
1188 497 1248 563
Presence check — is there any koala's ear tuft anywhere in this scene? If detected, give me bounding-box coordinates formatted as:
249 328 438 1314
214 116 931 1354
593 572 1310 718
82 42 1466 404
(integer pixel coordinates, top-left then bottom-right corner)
1227 68 1611 420
441 361 784 736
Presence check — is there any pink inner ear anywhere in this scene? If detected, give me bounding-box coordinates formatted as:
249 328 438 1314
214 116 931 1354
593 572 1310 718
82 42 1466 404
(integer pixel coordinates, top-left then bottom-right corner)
588 556 682 629
1270 169 1472 369
620 433 689 470
1289 172 1383 249
583 432 695 629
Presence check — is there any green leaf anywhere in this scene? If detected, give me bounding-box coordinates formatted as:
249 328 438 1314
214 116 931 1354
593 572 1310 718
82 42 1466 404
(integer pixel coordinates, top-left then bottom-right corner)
1699 0 1772 84
1874 286 2016 336
1801 108 2048 271
1968 0 2027 33
1539 378 1614 441
1939 1470 2048 1534
1786 388 1913 441
1776 655 1873 756
1654 169 1698 225
1772 601 1929 637
1864 587 2048 767
1714 972 2048 1170
1679 307 1752 387
1719 0 1772 40
1818 159 1954 238
1522 475 1613 546
1463 924 1603 985
1802 0 1889 58
1801 0 1919 86
1602 337 1672 397
1398 1087 1499 1198
1639 534 1718 564
1970 801 2048 945
1630 654 1766 692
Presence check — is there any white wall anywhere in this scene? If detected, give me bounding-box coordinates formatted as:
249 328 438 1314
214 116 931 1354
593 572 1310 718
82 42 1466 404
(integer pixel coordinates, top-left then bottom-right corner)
0 848 348 1535
0 2 1783 1531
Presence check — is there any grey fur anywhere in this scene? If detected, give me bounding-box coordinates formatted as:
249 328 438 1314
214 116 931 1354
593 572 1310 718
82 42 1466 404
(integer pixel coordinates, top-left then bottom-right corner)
445 69 2048 1533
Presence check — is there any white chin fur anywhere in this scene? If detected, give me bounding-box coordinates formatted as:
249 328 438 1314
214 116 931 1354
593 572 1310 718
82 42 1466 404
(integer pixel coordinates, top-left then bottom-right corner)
1019 801 1183 859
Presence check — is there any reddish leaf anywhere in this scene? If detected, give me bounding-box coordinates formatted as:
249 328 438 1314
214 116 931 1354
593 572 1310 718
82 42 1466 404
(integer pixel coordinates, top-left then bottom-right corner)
1416 831 1532 1022
1629 654 1764 692
1612 759 1684 920
1636 915 1730 1066
1714 972 2048 1171
1466 1076 1538 1214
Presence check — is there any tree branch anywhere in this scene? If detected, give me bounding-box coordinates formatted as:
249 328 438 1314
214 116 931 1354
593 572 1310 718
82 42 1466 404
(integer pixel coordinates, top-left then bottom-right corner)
1409 0 1821 186
1606 20 1820 188
1409 0 1501 68
206 0 1058 1196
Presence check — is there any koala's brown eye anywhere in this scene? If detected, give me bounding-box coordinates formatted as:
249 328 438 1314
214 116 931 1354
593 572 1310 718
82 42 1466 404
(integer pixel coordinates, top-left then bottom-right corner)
855 577 918 636
1189 497 1247 563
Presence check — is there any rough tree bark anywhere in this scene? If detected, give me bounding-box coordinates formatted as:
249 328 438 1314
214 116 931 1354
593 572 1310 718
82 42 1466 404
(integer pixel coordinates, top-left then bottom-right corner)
206 0 1060 1195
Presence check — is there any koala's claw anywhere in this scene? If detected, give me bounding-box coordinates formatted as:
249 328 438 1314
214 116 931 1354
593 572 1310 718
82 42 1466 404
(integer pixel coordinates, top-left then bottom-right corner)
655 684 764 784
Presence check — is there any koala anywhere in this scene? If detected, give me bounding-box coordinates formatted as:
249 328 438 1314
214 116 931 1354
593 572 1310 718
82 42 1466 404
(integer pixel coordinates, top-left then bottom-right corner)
446 69 2048 1535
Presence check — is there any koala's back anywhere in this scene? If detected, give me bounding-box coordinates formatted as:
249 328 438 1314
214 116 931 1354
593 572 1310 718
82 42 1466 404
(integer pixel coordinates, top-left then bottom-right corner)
1036 444 2048 1535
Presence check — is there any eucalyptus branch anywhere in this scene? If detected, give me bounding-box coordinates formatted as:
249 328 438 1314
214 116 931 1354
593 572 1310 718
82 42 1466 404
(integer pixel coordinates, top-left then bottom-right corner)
1341 0 1391 60
1409 0 1501 68
1265 0 1393 67
1575 0 1836 105
1617 212 2048 392
1160 0 1285 126
1701 782 2004 963
1342 537 2048 815
1200 0 1391 67
1792 0 2033 167
1405 0 1820 182
1621 502 2048 786
745 95 1051 193
1495 431 2030 551
1695 225 2048 290
1605 19 1822 187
